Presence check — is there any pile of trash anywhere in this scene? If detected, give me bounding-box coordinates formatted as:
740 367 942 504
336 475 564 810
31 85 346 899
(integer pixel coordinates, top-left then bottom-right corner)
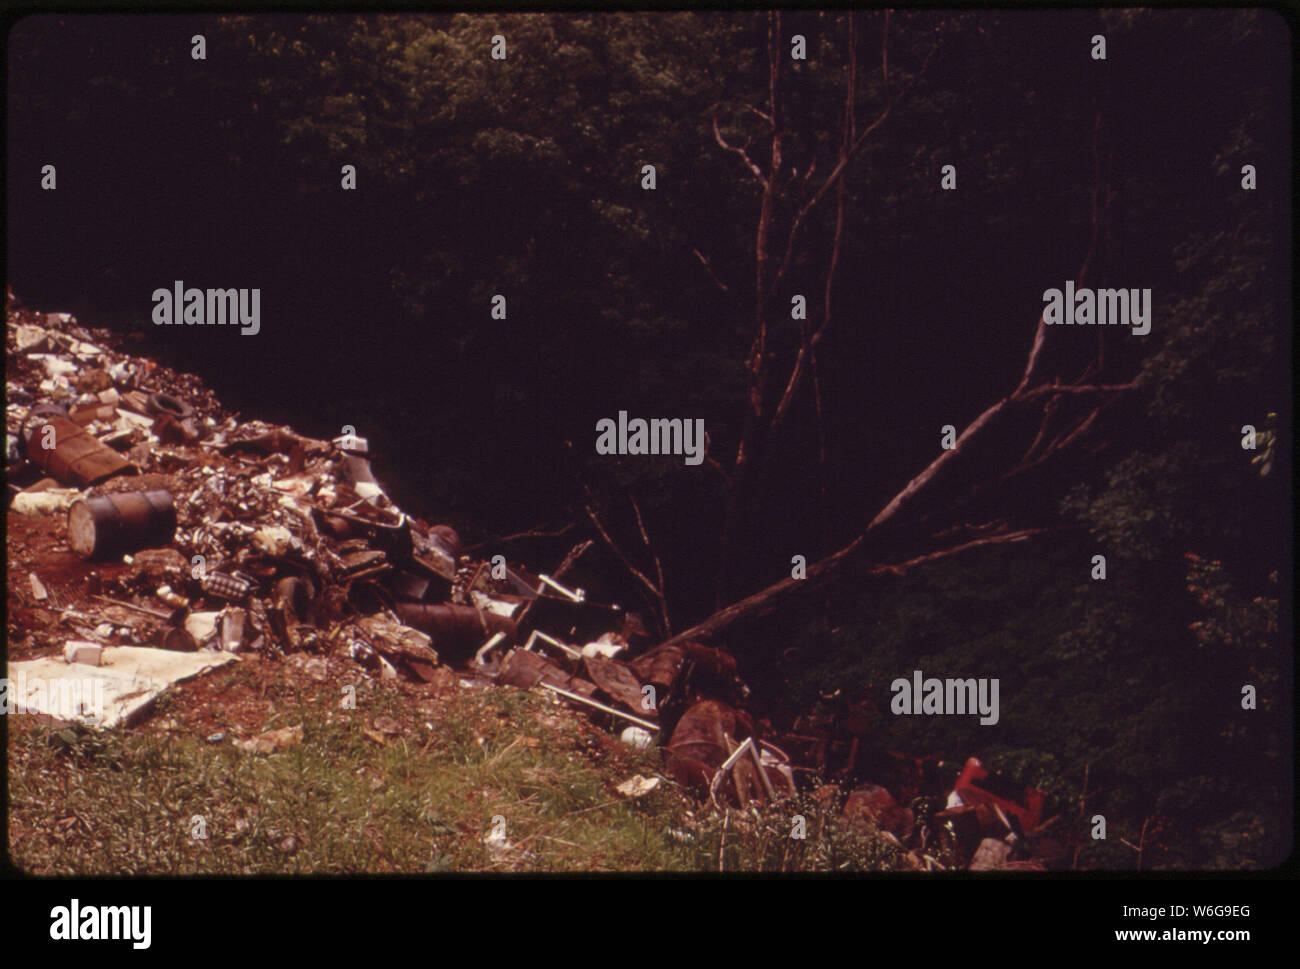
5 292 1065 871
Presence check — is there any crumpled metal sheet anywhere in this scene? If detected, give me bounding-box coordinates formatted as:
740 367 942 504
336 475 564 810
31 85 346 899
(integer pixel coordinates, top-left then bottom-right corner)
497 647 597 697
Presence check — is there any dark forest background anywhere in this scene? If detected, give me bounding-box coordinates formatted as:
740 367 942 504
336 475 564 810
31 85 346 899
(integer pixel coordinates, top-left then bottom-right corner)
7 10 1292 868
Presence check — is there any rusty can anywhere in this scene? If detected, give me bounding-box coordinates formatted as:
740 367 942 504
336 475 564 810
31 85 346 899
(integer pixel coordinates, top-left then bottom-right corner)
67 489 177 560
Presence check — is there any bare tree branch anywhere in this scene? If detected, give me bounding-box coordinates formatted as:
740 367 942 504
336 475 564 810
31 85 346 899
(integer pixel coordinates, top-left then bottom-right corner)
661 526 1053 648
578 481 671 637
630 494 671 634
692 247 730 293
772 17 940 292
713 114 765 184
770 11 856 434
463 522 574 553
551 539 594 582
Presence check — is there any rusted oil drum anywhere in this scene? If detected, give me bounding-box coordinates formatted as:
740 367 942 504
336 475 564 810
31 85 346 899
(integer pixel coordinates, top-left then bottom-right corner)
67 489 177 560
26 415 135 487
393 603 515 660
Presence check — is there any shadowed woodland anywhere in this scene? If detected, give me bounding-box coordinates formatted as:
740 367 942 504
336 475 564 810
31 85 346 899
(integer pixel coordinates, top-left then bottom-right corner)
7 9 1291 868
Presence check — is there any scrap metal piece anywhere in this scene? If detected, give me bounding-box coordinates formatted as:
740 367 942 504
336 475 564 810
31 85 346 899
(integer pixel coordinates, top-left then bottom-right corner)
539 682 659 732
969 837 1014 871
947 757 1046 835
274 576 315 619
220 608 247 651
340 453 384 503
522 629 582 661
159 627 199 652
339 547 390 580
842 784 916 839
63 641 103 666
584 653 653 717
496 648 597 698
354 614 440 673
473 630 508 667
200 570 255 602
144 391 194 421
332 433 369 455
664 699 752 792
409 524 461 583
390 570 432 602
538 573 584 602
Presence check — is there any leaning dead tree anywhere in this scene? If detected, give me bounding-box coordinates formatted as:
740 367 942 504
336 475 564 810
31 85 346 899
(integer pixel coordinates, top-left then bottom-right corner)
585 12 1137 648
664 103 1136 650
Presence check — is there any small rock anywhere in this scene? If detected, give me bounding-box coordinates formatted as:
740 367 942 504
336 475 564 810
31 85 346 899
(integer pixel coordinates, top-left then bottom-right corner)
235 724 304 755
372 716 402 736
841 784 915 839
969 837 1014 871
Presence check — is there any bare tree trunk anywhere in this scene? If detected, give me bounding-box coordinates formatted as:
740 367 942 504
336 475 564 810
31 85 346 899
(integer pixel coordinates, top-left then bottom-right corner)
711 11 932 607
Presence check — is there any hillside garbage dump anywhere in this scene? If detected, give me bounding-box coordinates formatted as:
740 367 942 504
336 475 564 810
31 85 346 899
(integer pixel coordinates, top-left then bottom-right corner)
5 294 1064 870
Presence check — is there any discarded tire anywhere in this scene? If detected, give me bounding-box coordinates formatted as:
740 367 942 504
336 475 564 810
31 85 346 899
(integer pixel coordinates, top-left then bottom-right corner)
146 391 194 420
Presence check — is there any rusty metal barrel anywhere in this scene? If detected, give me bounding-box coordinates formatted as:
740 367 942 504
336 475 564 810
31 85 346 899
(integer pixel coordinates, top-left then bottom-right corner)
393 603 515 660
67 489 177 560
26 415 135 487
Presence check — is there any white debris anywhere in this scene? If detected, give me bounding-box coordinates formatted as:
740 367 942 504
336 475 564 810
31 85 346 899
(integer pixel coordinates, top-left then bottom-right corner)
10 489 79 516
581 639 627 659
33 355 77 378
184 611 221 644
9 645 238 729
15 324 48 351
253 525 294 557
619 726 654 749
616 774 661 797
63 641 103 666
